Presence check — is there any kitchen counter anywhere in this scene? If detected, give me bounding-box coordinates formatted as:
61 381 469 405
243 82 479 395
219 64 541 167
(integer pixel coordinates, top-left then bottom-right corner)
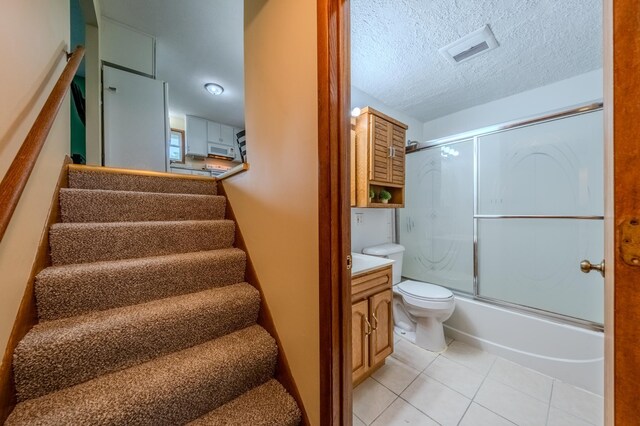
351 252 394 277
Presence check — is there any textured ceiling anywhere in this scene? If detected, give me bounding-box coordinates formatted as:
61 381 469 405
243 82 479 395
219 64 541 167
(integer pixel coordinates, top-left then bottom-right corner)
351 0 602 122
100 0 245 128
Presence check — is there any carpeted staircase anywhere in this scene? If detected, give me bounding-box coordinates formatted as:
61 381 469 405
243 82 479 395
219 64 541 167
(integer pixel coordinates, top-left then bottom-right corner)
6 165 301 425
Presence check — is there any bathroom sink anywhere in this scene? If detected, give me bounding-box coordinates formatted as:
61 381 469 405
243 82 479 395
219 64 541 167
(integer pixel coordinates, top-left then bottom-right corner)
351 253 394 276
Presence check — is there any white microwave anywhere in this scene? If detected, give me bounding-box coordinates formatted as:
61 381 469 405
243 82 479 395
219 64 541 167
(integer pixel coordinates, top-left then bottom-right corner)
207 143 235 159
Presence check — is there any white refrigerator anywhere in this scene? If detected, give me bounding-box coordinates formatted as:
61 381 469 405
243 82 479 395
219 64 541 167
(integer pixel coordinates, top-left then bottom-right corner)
103 65 168 172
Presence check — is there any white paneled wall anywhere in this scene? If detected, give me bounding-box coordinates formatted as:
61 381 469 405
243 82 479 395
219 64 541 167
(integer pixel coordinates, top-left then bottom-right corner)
351 208 394 253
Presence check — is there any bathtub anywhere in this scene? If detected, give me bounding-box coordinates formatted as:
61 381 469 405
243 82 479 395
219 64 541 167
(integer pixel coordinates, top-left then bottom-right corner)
443 295 604 395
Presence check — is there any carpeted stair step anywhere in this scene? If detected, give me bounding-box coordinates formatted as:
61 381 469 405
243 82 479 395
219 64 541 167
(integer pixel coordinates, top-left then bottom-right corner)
14 283 260 401
189 379 301 426
68 164 218 195
49 219 235 265
7 325 276 425
59 188 226 223
35 248 247 321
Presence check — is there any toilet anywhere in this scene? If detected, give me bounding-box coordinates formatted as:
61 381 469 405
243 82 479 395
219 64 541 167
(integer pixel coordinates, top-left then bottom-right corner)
362 243 455 352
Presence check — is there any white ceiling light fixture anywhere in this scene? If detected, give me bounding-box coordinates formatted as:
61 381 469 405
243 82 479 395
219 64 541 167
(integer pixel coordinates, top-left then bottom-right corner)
204 83 224 96
439 25 499 65
351 107 362 117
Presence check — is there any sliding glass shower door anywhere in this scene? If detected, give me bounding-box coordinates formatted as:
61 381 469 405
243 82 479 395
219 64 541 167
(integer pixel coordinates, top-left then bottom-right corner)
398 107 604 326
476 111 604 324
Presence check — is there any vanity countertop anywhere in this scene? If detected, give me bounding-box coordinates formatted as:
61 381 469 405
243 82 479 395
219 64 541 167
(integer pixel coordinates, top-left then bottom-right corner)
351 252 394 277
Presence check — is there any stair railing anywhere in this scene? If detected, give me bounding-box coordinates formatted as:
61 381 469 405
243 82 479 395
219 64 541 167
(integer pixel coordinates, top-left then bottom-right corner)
0 46 85 243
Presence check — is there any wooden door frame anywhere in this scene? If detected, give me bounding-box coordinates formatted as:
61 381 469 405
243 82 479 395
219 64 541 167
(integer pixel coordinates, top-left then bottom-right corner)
318 0 352 424
317 0 640 424
605 0 640 424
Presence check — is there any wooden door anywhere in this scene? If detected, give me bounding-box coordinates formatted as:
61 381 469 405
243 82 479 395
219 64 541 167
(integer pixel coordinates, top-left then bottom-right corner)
352 299 370 384
390 125 406 185
370 115 391 183
369 289 393 367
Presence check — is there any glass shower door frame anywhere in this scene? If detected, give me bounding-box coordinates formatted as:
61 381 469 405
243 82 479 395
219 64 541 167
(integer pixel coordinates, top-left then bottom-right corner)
400 102 605 331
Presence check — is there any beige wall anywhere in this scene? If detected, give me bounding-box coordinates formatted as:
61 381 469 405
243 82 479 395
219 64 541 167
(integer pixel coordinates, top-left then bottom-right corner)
223 0 320 423
0 1 70 361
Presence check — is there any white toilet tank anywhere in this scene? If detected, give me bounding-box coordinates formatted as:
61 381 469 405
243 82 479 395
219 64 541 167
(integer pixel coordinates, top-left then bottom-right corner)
362 243 405 284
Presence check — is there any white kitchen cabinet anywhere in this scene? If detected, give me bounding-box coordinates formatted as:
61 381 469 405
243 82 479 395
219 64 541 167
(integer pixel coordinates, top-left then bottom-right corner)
186 116 208 156
191 170 212 177
207 122 235 147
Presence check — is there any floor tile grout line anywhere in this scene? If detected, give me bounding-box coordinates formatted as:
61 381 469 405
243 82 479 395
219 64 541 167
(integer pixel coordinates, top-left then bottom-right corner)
365 395 399 426
396 393 444 426
470 400 521 426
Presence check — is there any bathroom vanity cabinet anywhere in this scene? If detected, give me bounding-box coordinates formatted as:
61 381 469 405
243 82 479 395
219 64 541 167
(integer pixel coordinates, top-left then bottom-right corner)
354 107 408 208
351 265 394 386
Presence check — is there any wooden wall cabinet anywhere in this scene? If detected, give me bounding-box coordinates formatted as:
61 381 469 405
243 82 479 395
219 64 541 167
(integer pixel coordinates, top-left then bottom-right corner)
352 265 394 386
354 107 408 208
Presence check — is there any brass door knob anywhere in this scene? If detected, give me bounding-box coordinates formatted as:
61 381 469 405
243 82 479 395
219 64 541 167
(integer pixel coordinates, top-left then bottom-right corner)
580 259 605 277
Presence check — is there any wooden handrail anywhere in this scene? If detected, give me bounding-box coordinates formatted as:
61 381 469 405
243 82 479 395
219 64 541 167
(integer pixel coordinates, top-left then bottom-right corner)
216 163 250 181
0 46 85 243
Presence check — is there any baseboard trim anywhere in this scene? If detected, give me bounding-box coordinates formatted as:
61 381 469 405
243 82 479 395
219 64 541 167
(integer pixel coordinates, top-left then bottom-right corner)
218 181 309 425
0 156 71 423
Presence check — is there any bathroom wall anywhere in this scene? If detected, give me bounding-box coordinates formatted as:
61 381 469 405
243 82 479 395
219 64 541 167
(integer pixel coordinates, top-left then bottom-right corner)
353 69 604 254
352 86 423 142
422 69 603 140
351 208 394 253
350 86 421 253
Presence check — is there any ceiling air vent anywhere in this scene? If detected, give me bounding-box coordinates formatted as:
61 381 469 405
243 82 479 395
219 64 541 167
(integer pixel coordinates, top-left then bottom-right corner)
439 25 499 65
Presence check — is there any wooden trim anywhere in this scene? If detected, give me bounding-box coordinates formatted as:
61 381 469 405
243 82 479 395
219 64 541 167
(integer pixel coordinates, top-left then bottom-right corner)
0 47 84 244
216 163 250 181
68 163 215 181
217 182 309 425
0 156 71 423
609 1 640 423
318 0 352 424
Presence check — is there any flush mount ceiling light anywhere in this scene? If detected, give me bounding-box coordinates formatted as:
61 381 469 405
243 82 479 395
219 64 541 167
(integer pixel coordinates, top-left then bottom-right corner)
204 83 224 95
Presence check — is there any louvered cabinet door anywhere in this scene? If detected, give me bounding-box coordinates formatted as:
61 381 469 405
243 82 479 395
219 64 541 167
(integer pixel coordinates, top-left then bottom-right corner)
370 116 391 183
352 299 370 384
391 125 406 185
369 289 394 367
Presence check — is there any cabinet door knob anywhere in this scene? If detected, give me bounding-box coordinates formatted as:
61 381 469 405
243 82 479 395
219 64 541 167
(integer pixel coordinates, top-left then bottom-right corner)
371 312 378 331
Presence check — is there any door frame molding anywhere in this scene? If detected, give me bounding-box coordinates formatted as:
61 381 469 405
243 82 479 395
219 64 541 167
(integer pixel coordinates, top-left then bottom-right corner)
317 0 352 424
605 0 640 423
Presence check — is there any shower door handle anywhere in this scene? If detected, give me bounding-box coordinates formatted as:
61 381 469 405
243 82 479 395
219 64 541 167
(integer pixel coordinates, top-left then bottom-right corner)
580 259 605 277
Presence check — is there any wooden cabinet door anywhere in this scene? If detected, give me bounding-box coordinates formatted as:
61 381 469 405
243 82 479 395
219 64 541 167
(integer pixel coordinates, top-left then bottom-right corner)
391 125 406 185
352 299 370 384
369 116 391 183
369 289 394 367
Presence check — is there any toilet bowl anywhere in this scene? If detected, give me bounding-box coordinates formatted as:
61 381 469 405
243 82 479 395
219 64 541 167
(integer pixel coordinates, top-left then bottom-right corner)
362 243 455 352
393 280 455 352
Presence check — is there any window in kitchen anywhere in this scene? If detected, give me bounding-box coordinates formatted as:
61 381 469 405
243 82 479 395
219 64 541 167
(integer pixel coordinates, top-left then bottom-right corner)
169 128 185 163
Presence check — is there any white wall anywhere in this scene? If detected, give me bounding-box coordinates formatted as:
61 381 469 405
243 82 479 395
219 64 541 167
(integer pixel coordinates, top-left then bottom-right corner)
422 69 603 141
351 208 394 253
352 86 423 142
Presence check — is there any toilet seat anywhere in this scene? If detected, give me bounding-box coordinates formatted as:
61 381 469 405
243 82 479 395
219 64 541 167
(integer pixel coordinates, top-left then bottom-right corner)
397 280 453 301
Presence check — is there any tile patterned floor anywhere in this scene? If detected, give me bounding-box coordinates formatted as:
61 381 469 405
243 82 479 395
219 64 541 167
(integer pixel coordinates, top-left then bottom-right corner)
353 334 604 426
